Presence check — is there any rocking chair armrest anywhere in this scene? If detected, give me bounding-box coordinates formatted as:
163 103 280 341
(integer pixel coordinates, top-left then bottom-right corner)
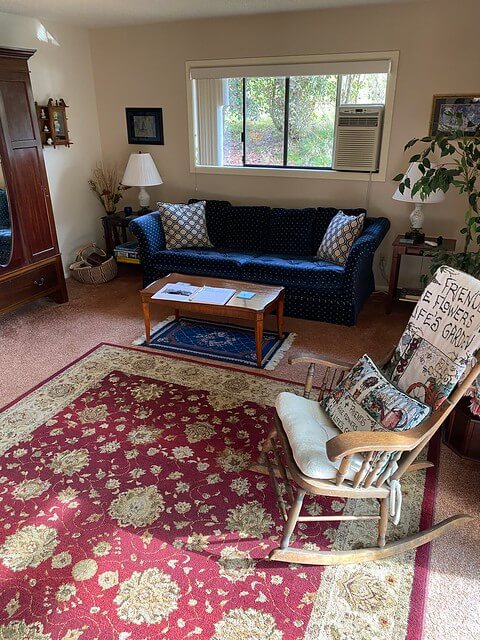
288 345 397 372
288 353 354 371
330 361 480 462
326 400 457 461
326 429 421 461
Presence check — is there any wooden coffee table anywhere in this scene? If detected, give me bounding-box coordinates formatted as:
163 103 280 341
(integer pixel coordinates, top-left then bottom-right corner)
140 273 285 367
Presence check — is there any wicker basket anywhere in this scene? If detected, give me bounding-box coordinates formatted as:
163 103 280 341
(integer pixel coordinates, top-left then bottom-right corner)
69 243 117 284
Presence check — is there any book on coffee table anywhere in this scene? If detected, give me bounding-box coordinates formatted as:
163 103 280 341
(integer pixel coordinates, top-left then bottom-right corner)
152 282 236 305
193 286 236 305
152 283 203 302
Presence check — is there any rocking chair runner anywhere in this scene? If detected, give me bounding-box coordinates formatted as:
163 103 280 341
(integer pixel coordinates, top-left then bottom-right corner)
254 266 480 565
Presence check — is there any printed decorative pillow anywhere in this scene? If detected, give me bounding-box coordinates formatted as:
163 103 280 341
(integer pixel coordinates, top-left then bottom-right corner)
315 211 365 265
157 201 212 250
321 354 431 434
385 265 480 409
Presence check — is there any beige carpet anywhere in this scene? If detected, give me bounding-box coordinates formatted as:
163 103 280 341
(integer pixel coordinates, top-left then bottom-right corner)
0 269 479 639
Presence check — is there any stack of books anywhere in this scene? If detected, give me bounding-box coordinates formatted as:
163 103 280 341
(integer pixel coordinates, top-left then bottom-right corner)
114 241 140 265
398 288 421 302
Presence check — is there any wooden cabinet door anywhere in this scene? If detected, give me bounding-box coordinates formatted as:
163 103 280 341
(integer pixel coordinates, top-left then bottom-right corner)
0 52 59 264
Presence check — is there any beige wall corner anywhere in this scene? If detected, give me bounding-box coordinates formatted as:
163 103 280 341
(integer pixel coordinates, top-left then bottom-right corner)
0 12 104 273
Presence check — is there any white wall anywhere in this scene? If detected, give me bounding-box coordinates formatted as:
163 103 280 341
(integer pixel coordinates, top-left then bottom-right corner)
89 0 480 288
0 13 104 272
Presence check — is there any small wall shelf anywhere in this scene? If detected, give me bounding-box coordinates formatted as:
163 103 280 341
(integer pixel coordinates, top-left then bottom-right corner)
35 98 72 148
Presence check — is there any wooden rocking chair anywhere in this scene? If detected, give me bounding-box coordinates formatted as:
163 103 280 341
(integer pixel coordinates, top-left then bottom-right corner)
253 267 480 565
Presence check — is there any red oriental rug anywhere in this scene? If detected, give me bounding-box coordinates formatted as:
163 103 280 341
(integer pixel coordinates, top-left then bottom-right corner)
0 344 435 640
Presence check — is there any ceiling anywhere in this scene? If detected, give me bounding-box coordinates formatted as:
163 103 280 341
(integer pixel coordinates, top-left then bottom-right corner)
0 0 426 29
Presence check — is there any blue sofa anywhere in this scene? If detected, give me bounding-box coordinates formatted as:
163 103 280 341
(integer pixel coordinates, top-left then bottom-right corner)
129 200 390 325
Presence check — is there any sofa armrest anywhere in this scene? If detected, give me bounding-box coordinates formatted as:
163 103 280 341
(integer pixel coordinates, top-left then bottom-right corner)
344 216 390 286
129 212 166 258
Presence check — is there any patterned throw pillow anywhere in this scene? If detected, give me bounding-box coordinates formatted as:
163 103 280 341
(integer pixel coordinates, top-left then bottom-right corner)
321 355 431 434
157 201 212 250
315 211 365 265
385 265 480 409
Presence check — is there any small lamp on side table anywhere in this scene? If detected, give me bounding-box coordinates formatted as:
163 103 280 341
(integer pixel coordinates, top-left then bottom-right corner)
122 152 163 212
392 162 445 243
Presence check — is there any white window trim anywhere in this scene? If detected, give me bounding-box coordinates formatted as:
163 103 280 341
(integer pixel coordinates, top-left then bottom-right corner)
186 51 399 182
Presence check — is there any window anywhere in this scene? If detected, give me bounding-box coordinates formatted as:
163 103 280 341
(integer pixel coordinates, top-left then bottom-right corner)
187 53 398 180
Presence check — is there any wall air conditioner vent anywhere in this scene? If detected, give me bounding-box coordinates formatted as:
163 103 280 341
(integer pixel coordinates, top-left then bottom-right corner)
333 105 384 172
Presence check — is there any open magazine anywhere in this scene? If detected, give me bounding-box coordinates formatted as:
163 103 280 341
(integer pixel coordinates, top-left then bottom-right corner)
152 282 236 305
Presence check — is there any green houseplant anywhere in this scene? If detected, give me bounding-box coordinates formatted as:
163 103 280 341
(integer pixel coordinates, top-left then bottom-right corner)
394 112 480 281
395 113 480 417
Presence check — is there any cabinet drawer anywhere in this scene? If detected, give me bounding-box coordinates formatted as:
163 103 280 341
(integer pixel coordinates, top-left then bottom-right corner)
12 263 58 299
0 276 13 308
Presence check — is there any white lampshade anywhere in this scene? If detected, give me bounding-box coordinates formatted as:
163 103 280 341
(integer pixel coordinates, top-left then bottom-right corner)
392 162 445 204
122 152 163 187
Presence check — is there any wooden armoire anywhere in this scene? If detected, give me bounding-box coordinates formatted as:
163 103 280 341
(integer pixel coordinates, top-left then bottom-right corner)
0 46 67 316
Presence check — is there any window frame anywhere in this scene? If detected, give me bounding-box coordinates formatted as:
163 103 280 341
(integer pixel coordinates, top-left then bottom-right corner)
186 51 399 182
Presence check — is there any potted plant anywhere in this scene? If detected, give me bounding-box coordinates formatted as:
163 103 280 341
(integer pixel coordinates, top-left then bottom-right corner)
88 163 130 216
394 112 480 279
395 112 480 418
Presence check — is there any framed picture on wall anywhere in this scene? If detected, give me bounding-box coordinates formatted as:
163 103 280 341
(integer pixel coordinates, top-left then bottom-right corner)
429 95 480 136
126 107 164 145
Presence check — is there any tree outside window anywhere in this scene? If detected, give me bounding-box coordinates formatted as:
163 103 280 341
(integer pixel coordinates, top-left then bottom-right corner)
220 72 387 169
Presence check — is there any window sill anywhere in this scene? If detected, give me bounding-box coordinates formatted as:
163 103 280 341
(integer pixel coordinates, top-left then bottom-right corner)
191 164 387 182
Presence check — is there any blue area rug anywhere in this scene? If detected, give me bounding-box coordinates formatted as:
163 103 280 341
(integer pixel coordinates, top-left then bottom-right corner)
134 316 296 369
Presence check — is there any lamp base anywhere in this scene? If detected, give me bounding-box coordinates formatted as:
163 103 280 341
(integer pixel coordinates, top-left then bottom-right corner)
405 228 425 244
138 186 150 209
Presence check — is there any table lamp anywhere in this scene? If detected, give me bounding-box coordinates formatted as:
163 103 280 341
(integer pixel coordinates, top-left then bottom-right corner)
122 152 163 211
392 162 445 243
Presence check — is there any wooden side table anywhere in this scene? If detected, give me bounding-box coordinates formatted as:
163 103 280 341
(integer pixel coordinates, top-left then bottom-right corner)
102 213 139 256
386 235 456 313
444 397 480 462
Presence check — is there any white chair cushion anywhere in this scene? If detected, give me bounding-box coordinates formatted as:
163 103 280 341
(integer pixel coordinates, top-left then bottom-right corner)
276 391 363 481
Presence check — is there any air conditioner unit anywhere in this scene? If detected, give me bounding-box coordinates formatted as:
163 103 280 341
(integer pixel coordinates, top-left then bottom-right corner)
333 105 384 172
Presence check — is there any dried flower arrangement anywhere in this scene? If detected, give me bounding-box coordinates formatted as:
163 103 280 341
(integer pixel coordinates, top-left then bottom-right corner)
88 164 130 215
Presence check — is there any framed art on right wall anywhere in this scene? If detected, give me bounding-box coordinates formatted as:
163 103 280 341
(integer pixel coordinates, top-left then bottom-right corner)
429 94 480 136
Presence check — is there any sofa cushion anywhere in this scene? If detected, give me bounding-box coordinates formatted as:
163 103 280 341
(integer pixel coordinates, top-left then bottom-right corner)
151 248 258 280
222 205 270 252
266 208 316 256
189 200 269 251
189 199 231 247
217 205 270 252
276 391 363 480
241 254 344 290
316 211 365 265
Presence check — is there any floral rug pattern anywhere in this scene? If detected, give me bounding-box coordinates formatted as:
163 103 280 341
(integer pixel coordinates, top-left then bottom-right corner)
0 345 433 640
